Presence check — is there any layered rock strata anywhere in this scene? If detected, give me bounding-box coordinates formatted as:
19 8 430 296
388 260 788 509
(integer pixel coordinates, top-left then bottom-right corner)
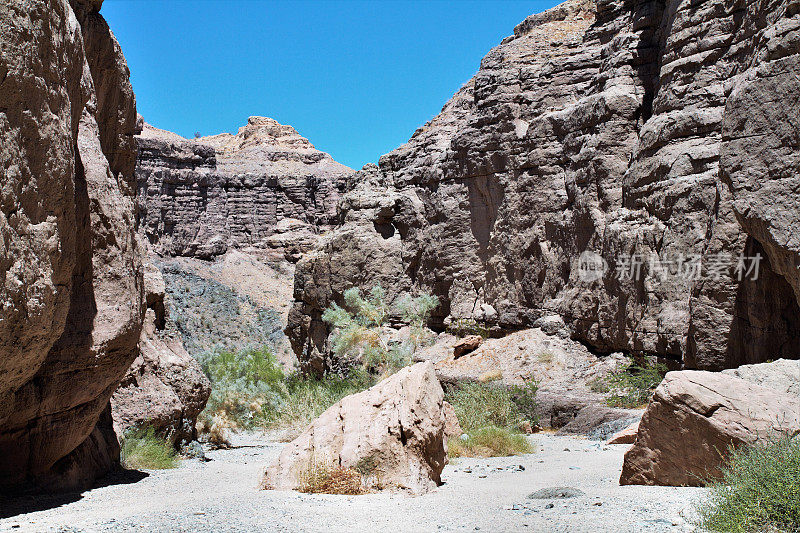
287 0 800 374
135 118 353 262
0 0 144 492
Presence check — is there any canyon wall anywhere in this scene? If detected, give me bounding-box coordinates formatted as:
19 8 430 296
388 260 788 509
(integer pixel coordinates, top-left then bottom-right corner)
136 118 352 263
288 0 800 375
0 0 144 491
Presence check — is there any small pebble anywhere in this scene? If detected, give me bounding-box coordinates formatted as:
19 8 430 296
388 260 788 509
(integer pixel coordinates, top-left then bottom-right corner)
545 503 554 509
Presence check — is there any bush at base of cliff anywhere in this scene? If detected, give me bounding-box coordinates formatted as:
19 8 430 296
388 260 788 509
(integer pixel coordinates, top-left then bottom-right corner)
121 427 179 470
597 357 668 408
198 346 373 438
445 381 537 458
448 427 533 458
693 436 800 533
322 286 439 377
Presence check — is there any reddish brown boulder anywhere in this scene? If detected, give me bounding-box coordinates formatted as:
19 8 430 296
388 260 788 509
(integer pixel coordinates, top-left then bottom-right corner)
606 421 639 445
442 401 463 439
453 336 483 359
620 371 800 486
262 362 447 494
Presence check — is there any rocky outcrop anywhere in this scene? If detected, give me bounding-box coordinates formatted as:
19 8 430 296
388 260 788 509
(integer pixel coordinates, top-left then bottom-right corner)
0 0 144 492
135 118 353 262
721 358 800 396
111 264 211 446
262 362 448 494
287 0 800 374
619 370 800 486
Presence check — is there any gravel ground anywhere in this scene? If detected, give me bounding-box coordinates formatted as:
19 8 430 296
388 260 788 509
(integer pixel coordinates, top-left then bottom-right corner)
0 433 705 532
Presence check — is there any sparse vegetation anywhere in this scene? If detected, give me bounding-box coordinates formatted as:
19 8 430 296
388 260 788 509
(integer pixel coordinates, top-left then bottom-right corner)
296 456 364 495
445 380 537 458
448 426 533 458
198 346 372 440
693 436 800 533
322 286 439 376
121 427 179 470
447 318 490 338
599 357 668 408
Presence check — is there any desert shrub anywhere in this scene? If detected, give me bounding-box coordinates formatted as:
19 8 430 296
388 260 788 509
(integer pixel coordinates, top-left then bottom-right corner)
121 427 179 470
199 347 287 430
322 286 439 376
694 436 800 533
447 318 490 338
296 456 364 495
198 346 373 437
601 357 667 408
446 382 522 432
445 381 537 458
510 378 540 427
448 427 533 458
268 371 374 438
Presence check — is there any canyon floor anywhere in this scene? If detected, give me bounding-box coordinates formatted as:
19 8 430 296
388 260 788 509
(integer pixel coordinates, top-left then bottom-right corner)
0 434 704 533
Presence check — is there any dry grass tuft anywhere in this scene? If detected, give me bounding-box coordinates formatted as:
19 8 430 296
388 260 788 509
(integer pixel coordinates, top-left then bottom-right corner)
296 457 364 495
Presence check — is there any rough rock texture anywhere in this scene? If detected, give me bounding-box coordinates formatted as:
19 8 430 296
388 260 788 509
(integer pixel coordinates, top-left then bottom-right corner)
620 370 800 486
0 0 144 491
721 358 800 395
605 421 639 445
452 335 483 358
111 263 211 446
442 401 463 438
262 362 447 494
136 119 352 262
287 0 800 374
156 254 293 367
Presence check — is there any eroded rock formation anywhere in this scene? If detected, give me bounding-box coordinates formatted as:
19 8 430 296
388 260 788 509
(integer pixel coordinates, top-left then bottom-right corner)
0 0 144 492
111 263 211 446
620 369 800 486
287 0 800 374
136 118 353 262
262 362 447 494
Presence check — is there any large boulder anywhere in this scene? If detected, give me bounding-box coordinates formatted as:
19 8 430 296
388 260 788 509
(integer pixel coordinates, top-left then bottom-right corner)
262 362 447 494
620 371 800 486
111 263 211 446
0 0 144 492
722 358 800 396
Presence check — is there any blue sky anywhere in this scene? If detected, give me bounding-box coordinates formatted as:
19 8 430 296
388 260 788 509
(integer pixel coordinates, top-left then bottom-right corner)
103 1 558 169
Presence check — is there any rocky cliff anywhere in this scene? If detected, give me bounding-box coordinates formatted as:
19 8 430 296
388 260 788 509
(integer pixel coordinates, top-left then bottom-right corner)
136 118 353 262
288 0 800 375
0 0 144 491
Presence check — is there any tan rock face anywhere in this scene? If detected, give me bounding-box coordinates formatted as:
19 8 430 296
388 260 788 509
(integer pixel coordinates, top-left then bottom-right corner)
619 370 800 486
0 0 144 491
111 264 211 446
287 0 800 374
262 362 447 494
135 119 353 262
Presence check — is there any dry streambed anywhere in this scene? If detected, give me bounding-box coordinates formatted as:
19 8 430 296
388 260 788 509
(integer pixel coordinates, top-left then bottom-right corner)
0 434 704 533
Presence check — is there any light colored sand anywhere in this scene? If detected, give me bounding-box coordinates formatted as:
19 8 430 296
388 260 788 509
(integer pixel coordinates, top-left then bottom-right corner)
0 434 705 532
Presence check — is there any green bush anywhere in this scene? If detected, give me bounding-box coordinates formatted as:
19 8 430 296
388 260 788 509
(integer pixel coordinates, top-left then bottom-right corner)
694 436 800 533
445 381 537 458
322 286 439 376
446 318 490 338
121 427 178 470
198 346 374 436
199 347 287 430
601 357 667 408
448 426 533 458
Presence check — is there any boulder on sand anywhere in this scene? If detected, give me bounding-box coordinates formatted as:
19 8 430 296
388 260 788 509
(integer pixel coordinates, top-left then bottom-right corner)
620 370 800 486
262 362 447 494
606 421 639 445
